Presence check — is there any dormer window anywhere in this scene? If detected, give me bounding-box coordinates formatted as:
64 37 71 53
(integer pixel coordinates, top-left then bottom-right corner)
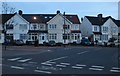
49 16 52 18
44 16 47 18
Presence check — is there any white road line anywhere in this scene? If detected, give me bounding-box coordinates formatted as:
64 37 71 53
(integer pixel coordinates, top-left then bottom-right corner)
89 68 103 71
112 67 120 70
91 65 104 68
8 57 22 61
34 70 52 74
0 64 2 66
18 58 32 62
48 50 50 51
76 64 86 67
28 62 37 64
77 51 88 55
72 66 83 69
56 64 66 67
110 70 120 73
46 56 68 62
60 63 70 65
41 63 52 66
46 61 56 64
11 66 24 70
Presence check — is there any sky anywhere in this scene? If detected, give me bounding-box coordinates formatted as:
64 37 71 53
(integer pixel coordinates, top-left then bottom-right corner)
1 2 119 20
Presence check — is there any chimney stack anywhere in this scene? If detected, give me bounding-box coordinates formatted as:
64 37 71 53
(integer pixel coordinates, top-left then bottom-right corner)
56 10 60 14
18 10 23 15
98 14 102 18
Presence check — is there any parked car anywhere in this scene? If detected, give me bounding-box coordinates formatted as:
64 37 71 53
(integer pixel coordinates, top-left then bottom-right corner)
97 41 104 46
81 38 91 46
43 41 48 46
13 40 24 46
56 42 63 46
48 40 56 46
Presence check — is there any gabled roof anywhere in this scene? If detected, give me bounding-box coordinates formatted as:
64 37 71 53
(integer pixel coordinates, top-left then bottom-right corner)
2 13 80 24
1 14 15 24
85 16 111 25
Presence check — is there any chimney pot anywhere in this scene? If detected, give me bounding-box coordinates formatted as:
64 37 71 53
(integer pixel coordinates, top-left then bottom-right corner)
18 10 23 15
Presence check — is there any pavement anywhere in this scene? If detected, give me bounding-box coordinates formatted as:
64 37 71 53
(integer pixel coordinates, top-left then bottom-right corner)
1 45 120 75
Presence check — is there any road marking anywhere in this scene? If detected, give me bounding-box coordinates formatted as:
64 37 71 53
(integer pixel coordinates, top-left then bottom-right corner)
34 70 52 74
48 50 51 51
60 63 70 65
11 66 24 70
76 64 86 67
72 66 83 69
28 62 37 64
89 68 103 71
110 70 120 73
8 57 22 61
91 65 104 68
0 64 2 66
56 64 66 67
112 67 120 70
45 56 68 62
41 63 52 66
77 51 88 55
18 58 32 62
46 61 56 64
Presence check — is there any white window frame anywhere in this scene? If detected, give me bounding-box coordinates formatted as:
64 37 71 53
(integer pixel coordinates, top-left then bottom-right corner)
19 24 27 30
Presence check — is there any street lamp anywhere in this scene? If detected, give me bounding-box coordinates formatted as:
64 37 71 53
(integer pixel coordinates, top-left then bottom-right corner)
63 12 66 46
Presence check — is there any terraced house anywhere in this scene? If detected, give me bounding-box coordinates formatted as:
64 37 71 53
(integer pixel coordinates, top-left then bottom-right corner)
1 10 81 44
80 14 120 43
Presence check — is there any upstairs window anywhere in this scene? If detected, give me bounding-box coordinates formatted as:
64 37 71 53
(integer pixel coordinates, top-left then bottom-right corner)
63 25 70 29
32 24 37 30
19 24 27 30
103 27 108 33
94 26 97 31
6 24 13 29
49 24 57 29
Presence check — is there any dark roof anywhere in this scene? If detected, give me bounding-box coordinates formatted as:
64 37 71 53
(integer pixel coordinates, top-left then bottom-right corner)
93 32 102 35
21 14 56 23
86 16 111 25
66 15 80 24
71 30 81 33
28 30 48 33
2 13 80 24
1 14 15 24
112 19 120 27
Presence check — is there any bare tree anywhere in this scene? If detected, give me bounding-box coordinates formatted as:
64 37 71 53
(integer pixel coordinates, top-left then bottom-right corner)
2 2 15 14
2 2 16 50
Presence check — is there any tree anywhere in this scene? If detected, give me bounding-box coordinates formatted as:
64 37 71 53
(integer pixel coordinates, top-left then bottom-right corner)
2 2 16 50
2 2 15 14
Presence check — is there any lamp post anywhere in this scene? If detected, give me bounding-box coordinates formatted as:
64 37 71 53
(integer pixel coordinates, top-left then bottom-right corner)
63 12 66 46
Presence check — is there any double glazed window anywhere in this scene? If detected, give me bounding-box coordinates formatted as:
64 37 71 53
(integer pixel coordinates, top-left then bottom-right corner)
49 24 57 29
19 24 27 30
102 34 108 40
20 34 27 40
94 26 97 31
103 27 108 33
63 25 70 29
49 34 57 40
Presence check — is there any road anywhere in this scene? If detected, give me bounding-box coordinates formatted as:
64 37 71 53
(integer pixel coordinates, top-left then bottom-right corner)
1 46 120 75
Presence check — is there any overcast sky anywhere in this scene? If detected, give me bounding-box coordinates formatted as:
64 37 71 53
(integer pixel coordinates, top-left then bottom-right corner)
2 1 119 20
